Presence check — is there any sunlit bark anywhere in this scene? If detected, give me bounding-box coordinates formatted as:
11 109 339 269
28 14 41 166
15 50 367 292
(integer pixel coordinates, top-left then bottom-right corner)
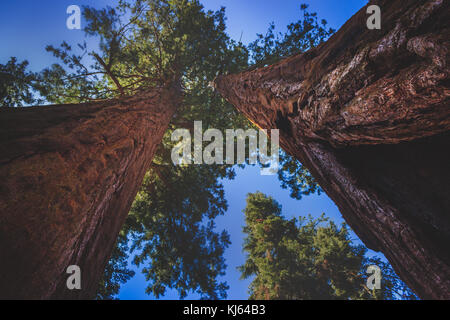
0 88 179 299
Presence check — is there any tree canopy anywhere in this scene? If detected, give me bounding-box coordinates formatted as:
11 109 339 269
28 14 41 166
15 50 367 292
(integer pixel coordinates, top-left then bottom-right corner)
0 57 41 107
240 192 417 300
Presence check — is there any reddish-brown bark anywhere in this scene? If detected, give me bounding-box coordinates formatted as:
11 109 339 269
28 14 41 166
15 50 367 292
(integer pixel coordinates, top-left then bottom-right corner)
0 88 179 299
215 0 450 299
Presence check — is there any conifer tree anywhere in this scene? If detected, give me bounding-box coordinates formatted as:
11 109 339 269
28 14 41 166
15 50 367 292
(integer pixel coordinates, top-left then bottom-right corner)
240 192 417 300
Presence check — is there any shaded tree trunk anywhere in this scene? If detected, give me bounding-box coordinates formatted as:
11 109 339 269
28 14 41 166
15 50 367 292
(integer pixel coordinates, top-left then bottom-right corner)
0 87 179 299
215 0 449 299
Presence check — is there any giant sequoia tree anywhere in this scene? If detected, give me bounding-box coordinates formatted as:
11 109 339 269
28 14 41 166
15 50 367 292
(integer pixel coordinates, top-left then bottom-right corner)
0 88 179 299
215 0 450 299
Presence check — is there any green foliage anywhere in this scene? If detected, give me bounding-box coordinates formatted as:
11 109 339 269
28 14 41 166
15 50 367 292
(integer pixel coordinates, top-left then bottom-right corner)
249 4 335 67
37 41 110 103
96 231 135 300
125 162 233 299
0 57 41 107
39 0 249 104
278 151 322 200
239 192 418 300
359 257 418 300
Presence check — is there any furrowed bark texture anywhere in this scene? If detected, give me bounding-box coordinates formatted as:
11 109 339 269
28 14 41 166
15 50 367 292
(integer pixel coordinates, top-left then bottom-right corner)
215 0 450 299
0 88 178 299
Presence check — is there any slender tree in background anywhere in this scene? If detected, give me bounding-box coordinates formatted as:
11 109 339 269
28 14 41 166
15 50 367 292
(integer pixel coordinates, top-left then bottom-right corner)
240 192 417 300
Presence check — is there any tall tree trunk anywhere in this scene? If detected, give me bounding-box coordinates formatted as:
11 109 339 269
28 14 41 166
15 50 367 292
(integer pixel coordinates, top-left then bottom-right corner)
215 0 449 299
0 87 179 299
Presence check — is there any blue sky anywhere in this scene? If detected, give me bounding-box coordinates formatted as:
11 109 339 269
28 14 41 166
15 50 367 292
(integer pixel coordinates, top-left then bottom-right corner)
1 0 375 300
0 0 367 69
